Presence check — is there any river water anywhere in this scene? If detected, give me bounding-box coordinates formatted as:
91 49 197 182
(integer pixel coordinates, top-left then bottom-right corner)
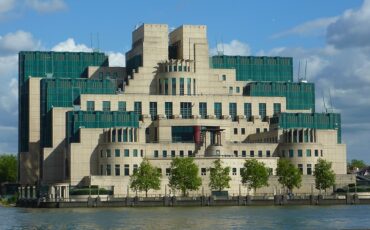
0 205 369 229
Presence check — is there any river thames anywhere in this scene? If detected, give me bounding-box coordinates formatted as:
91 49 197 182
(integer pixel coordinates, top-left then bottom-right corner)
1 205 369 229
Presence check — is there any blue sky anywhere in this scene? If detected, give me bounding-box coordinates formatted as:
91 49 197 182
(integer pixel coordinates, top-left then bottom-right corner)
0 0 369 162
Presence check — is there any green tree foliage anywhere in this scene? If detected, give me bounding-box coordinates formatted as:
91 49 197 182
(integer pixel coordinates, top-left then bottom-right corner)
209 159 231 191
276 159 302 193
241 159 269 193
0 154 17 184
169 158 202 196
130 159 161 197
314 158 336 193
348 159 367 171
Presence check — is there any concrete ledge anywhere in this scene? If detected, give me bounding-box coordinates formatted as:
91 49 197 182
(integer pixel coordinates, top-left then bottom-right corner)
16 195 370 208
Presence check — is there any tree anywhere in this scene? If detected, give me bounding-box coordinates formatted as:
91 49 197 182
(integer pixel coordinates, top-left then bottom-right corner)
130 159 161 197
241 159 269 194
348 159 367 171
169 158 202 196
209 159 231 192
0 154 17 184
276 159 302 194
314 158 336 193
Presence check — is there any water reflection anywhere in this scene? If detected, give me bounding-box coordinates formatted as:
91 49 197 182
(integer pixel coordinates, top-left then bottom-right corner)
0 205 369 229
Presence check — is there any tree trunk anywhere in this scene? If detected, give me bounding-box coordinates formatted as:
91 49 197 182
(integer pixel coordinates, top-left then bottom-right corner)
145 190 148 197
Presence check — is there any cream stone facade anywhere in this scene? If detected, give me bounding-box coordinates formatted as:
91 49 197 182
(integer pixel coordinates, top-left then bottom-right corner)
18 24 350 197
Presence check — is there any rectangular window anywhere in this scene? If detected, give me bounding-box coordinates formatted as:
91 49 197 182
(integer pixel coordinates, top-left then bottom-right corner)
124 164 130 176
306 149 311 157
124 149 129 157
158 79 162 94
229 103 237 121
172 78 176 95
256 128 260 133
188 150 193 157
307 164 312 175
115 149 120 157
242 151 246 157
118 101 126 112
103 101 111 111
171 150 176 158
134 101 142 117
115 164 120 176
289 149 294 158
106 164 111 176
258 150 263 157
140 150 144 157
164 79 169 95
266 150 271 157
214 102 222 119
259 103 266 120
100 165 103 175
250 150 254 157
166 168 171 176
201 168 207 176
298 149 303 157
298 164 303 174
234 128 238 135
100 150 104 158
229 87 233 94
87 101 95 111
123 129 128 142
133 149 138 157
315 149 319 157
118 129 122 142
180 102 192 119
232 168 237 175
236 87 240 93
179 150 184 157
241 128 245 135
154 150 159 158
163 150 167 158
106 149 111 158
187 78 191 95
222 74 226 81
244 103 252 120
133 164 138 173
234 150 238 157
180 78 184 95
112 129 116 142
165 102 173 118
199 102 207 119
150 102 157 120
273 103 281 115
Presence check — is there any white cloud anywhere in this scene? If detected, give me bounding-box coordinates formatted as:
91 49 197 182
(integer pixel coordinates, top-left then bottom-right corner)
272 16 338 39
0 0 16 14
25 0 66 13
52 38 92 52
210 40 251 56
52 38 126 67
327 0 370 49
0 30 41 54
108 52 125 67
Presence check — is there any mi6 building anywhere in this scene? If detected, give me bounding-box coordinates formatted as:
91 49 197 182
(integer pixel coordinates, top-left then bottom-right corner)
18 24 349 197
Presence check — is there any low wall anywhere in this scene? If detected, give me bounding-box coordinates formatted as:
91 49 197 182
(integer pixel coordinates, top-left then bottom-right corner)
17 194 370 208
